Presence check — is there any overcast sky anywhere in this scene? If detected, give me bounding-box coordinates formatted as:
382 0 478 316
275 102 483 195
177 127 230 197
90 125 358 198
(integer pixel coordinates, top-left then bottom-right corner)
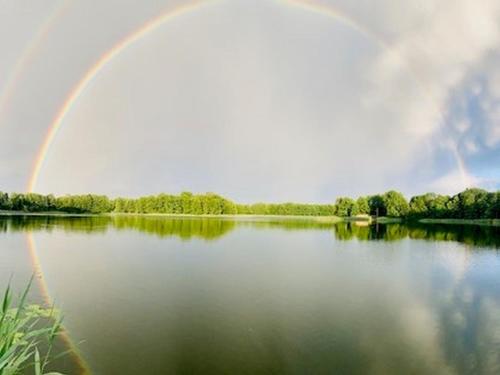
0 0 499 202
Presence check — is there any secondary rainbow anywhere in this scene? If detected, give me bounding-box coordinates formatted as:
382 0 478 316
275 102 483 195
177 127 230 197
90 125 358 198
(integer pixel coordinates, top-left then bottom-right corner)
0 1 71 123
282 0 471 187
28 0 471 192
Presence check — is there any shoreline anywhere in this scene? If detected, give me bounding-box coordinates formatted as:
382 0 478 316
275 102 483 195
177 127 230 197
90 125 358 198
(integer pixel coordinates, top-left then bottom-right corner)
0 210 100 217
0 210 342 223
1 210 499 226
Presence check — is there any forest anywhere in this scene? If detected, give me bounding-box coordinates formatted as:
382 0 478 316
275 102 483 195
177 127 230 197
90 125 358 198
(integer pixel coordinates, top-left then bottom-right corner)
0 188 499 220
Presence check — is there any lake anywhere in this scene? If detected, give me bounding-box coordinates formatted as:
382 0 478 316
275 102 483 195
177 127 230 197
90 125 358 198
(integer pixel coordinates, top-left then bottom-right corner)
1 215 500 374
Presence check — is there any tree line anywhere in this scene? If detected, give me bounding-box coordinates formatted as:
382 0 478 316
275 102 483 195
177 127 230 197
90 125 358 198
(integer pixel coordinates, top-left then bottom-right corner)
0 188 499 219
0 192 113 214
332 188 500 219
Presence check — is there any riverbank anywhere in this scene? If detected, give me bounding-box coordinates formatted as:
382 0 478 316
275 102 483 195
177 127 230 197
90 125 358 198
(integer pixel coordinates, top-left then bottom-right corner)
115 213 344 223
0 210 342 223
0 210 99 217
2 210 499 227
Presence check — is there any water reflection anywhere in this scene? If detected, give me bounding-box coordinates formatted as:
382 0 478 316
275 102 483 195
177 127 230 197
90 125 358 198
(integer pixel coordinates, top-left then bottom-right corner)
0 215 110 234
1 215 500 373
112 216 236 240
334 222 500 248
1 215 499 248
0 215 235 240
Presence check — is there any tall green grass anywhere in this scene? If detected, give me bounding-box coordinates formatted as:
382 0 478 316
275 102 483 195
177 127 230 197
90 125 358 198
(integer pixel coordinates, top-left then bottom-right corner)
0 277 63 375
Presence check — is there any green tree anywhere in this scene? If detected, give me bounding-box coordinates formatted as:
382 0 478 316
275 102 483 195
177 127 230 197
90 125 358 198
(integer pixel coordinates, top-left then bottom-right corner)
456 188 489 219
0 192 11 210
382 191 409 217
368 195 386 216
356 197 370 215
334 197 356 217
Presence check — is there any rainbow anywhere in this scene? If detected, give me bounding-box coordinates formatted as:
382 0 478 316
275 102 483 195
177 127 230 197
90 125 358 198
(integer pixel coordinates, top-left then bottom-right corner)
27 233 92 374
25 2 218 373
22 1 472 373
282 0 471 187
27 0 219 192
27 0 471 193
0 1 71 123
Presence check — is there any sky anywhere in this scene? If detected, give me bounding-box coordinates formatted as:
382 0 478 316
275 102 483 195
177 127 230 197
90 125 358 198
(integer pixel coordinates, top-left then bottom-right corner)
0 0 499 203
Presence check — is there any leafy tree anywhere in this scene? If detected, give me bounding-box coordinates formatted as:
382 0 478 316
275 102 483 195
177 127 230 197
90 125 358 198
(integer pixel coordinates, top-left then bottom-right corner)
446 195 461 218
409 193 444 218
382 191 409 217
428 195 450 218
334 197 357 217
2 188 499 219
458 188 489 219
409 194 429 217
368 195 386 216
0 192 11 210
486 192 500 219
356 197 370 215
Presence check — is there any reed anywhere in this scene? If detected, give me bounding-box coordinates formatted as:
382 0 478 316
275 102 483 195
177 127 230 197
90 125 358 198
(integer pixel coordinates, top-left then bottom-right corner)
0 277 63 375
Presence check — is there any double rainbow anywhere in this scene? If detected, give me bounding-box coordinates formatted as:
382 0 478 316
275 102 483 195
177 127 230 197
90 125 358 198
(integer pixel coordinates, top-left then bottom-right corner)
0 1 72 122
26 0 471 193
13 2 470 373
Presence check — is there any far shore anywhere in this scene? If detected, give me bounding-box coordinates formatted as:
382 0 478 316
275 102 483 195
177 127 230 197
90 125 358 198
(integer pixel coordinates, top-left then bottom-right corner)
1 210 499 227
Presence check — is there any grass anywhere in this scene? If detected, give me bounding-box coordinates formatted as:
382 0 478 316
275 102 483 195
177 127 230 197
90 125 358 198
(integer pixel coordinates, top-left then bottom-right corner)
373 217 403 223
0 210 342 220
0 277 64 375
0 211 97 217
344 214 372 222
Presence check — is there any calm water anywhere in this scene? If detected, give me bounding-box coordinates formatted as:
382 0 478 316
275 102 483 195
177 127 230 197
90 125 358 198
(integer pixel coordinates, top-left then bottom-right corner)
1 215 500 374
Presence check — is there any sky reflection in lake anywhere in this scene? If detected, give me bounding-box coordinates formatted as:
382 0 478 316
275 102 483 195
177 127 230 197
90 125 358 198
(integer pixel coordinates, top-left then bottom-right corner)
1 216 499 374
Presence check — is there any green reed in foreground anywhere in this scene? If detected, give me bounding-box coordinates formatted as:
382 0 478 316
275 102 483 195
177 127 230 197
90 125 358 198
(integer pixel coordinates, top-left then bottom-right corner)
0 277 63 375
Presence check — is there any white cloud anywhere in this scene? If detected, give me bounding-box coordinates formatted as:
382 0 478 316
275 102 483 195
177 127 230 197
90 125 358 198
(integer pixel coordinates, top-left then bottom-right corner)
455 119 470 134
464 140 479 154
365 0 500 192
488 64 500 98
485 106 500 147
430 169 481 196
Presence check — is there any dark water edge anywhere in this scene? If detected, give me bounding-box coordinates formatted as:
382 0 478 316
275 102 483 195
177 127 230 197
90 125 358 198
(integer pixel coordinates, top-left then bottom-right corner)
1 214 499 249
